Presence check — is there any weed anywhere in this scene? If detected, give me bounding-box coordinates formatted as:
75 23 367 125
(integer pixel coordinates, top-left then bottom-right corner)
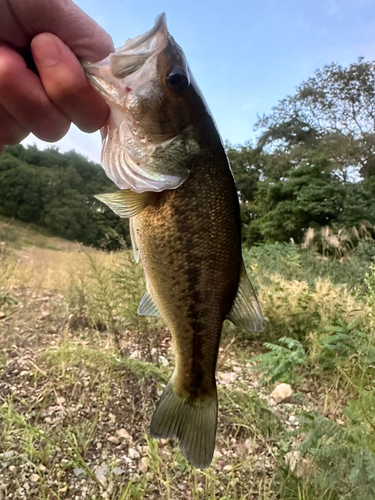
252 337 307 385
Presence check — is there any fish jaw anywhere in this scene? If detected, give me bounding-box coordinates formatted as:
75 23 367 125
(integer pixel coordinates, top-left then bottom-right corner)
83 13 202 193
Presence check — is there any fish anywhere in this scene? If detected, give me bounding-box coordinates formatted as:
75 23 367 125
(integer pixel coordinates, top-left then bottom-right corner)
83 13 263 469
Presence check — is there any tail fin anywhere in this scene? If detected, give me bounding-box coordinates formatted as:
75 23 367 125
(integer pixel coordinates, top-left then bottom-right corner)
150 382 218 469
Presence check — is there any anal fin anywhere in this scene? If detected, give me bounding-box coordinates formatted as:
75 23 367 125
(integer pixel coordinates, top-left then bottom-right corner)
137 291 160 317
227 261 263 332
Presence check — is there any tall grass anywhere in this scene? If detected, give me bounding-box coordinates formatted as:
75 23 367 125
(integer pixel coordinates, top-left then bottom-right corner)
1 221 375 499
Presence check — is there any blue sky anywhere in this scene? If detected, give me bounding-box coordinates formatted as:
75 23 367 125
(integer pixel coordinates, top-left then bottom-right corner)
23 0 375 162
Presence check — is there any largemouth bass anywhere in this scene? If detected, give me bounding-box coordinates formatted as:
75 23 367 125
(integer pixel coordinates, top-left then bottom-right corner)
83 14 263 469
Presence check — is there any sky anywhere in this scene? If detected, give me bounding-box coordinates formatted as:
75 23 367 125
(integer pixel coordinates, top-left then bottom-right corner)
23 0 375 163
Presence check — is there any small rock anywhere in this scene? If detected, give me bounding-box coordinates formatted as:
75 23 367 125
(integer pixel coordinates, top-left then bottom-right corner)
8 466 16 473
271 383 293 403
217 371 237 384
129 350 141 360
30 474 39 483
128 448 140 460
213 450 223 460
94 465 108 483
73 468 86 479
244 438 255 453
139 457 149 473
107 436 120 445
116 428 132 440
108 413 116 424
223 464 232 471
113 467 124 476
0 312 6 319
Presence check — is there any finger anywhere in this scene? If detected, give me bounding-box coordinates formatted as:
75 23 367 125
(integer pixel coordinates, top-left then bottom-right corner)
0 104 29 145
2 0 114 61
32 33 110 133
0 44 71 141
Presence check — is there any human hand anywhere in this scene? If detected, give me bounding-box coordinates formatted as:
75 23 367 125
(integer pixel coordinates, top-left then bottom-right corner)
0 0 114 151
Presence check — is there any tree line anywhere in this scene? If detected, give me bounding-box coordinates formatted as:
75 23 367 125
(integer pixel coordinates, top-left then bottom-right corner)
0 144 130 249
1 58 375 249
227 58 375 245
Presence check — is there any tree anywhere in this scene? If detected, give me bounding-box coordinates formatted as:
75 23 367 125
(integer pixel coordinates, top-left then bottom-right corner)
0 145 130 248
256 58 375 179
251 149 346 243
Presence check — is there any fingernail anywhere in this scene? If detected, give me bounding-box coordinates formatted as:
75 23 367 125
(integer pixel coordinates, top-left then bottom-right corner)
32 34 61 68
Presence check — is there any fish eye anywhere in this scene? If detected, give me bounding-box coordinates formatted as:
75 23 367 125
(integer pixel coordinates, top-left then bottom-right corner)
166 66 189 92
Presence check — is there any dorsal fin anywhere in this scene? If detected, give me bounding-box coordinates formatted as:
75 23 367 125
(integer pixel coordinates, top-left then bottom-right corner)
137 291 160 317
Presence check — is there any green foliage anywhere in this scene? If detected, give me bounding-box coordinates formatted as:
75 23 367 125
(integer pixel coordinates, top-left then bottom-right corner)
315 320 375 372
252 337 307 385
251 149 346 243
0 144 130 248
297 401 375 500
256 58 375 179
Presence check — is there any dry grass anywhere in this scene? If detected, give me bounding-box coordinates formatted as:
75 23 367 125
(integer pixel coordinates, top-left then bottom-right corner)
0 223 288 500
1 220 372 500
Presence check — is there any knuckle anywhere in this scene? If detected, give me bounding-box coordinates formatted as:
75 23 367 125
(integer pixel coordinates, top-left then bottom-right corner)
0 58 18 94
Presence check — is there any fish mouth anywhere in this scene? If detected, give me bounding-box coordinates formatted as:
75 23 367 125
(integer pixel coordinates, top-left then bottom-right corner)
83 13 169 86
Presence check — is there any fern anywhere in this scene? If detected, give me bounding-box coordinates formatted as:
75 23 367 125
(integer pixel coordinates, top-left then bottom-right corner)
252 337 307 385
298 396 375 499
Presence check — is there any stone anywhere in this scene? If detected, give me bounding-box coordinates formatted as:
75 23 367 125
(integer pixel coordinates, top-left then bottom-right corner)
113 467 124 476
107 436 120 445
116 428 132 440
217 372 237 384
139 457 149 473
73 468 86 479
244 438 256 453
128 448 140 460
271 383 293 403
94 465 108 483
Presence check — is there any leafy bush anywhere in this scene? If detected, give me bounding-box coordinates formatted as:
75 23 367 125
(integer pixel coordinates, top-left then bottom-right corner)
252 337 307 385
297 397 375 500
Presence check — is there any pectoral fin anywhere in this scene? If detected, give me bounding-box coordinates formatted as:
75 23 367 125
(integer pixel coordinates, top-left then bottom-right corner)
227 261 263 332
94 190 151 218
137 291 160 317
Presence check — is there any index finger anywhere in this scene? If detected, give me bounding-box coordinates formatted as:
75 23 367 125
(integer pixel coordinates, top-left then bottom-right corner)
1 0 114 61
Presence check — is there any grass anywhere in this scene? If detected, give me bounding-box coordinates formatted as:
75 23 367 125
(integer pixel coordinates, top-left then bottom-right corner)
1 220 375 499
